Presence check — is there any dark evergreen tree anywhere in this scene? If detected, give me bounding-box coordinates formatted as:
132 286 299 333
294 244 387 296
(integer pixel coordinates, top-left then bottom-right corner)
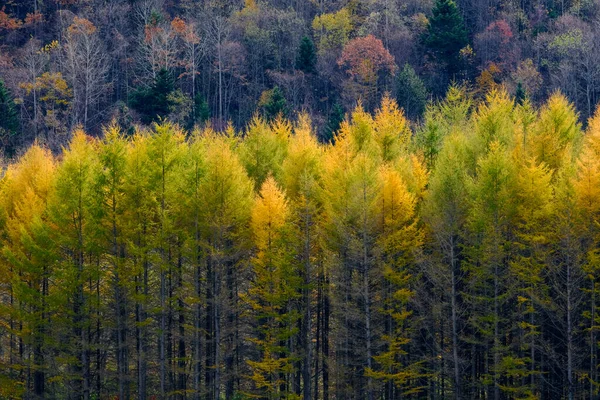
0 79 20 155
514 81 527 106
422 0 468 76
321 102 344 143
111 101 136 136
193 93 210 125
296 36 317 74
129 68 175 124
259 86 287 120
396 64 429 120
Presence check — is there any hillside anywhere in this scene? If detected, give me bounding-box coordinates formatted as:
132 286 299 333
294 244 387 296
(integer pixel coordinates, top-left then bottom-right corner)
1 0 600 153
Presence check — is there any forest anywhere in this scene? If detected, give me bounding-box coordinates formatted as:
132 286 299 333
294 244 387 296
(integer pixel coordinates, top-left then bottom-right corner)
2 0 600 153
3 0 600 399
1 87 600 399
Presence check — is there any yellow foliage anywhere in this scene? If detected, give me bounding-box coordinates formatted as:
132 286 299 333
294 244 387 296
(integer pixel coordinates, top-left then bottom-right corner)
373 94 412 161
377 166 417 232
251 176 288 252
282 113 322 199
312 8 352 54
1 144 55 241
474 87 515 148
530 91 581 172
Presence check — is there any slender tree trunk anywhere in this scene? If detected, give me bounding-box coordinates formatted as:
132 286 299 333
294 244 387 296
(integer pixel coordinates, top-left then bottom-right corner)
206 254 214 400
567 261 574 400
323 271 330 400
217 30 223 124
363 184 373 400
193 214 202 400
160 254 166 398
314 272 321 400
136 225 149 400
214 257 221 400
450 240 460 400
302 208 312 400
494 260 500 400
591 279 596 400
33 273 46 398
178 253 187 399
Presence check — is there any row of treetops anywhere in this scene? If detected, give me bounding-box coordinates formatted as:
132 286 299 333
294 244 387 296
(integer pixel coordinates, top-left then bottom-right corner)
2 85 600 398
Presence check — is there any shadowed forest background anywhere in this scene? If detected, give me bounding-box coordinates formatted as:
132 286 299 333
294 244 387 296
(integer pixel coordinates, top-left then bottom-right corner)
2 0 600 153
4 0 600 400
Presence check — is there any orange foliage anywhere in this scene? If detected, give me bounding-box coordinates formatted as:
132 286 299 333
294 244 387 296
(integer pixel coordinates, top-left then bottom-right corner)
0 7 21 30
67 16 96 36
172 16 199 44
338 34 396 81
24 12 44 25
171 17 187 34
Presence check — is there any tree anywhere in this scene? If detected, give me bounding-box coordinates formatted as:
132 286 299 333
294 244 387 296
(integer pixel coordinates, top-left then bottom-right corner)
21 71 73 150
62 16 109 131
372 95 411 162
530 91 581 173
193 93 210 126
509 157 553 399
422 132 471 399
466 141 517 399
121 130 156 400
338 35 397 109
0 144 56 398
395 64 428 121
95 124 130 400
139 12 177 80
0 78 19 155
178 132 207 400
474 19 518 71
312 9 352 57
259 87 288 121
171 17 202 100
422 0 468 76
546 166 586 400
573 111 600 398
200 135 253 399
282 114 323 400
238 116 289 189
144 122 186 398
48 129 101 400
246 176 301 399
129 68 175 124
514 82 527 106
321 108 381 399
366 165 424 397
296 36 316 74
322 103 345 143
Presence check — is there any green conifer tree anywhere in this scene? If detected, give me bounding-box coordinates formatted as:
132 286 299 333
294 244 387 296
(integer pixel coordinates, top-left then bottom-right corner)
422 0 468 76
396 64 428 120
0 79 19 155
296 36 317 74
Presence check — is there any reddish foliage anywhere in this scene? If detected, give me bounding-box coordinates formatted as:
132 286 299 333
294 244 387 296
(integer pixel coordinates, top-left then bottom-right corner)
171 16 187 35
144 24 164 43
24 12 44 26
338 34 397 80
67 16 97 36
475 19 518 70
0 7 21 30
172 16 199 44
486 19 513 44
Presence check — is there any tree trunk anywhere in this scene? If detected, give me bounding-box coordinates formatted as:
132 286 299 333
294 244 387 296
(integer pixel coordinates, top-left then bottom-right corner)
450 240 460 400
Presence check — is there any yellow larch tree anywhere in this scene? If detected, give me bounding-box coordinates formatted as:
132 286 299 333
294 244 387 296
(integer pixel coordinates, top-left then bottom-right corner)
246 176 301 400
0 144 56 398
367 165 424 396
